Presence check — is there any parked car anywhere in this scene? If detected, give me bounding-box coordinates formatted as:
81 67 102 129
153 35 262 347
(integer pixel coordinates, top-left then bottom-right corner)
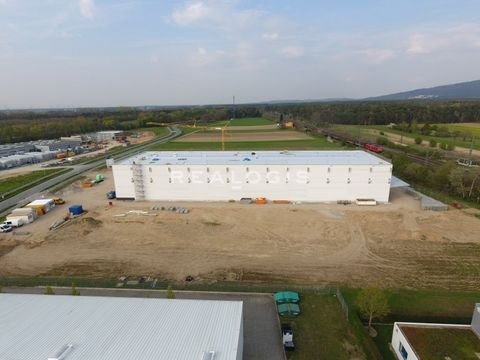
282 325 295 351
106 191 116 200
3 218 24 228
0 224 13 233
52 197 65 205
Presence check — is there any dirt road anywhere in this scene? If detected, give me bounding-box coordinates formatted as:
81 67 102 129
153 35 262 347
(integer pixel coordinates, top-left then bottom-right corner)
1 170 480 290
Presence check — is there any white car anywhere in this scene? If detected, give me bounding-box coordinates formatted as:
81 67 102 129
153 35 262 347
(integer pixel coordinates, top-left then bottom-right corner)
0 224 13 233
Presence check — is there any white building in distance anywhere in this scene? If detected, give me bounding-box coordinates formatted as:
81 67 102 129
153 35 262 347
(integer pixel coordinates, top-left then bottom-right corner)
391 303 480 359
0 294 243 360
112 150 392 202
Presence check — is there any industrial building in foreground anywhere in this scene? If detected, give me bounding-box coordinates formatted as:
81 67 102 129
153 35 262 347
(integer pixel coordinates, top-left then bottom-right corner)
0 294 243 360
112 150 393 202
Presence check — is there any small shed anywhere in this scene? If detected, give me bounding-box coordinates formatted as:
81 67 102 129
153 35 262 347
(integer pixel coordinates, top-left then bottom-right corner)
277 303 301 317
274 291 300 304
69 205 83 216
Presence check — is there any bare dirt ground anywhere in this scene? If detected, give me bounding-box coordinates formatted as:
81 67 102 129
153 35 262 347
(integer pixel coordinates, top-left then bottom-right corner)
175 130 313 142
1 170 480 290
127 131 155 144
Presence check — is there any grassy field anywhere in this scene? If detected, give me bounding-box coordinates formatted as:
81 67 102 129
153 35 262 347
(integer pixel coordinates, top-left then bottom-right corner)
150 137 343 151
211 117 274 127
135 126 171 136
332 124 480 151
372 325 395 360
286 294 365 360
0 168 70 198
436 123 480 138
343 288 480 359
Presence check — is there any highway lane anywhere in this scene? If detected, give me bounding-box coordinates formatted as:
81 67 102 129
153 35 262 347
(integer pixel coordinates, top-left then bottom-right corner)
0 127 181 214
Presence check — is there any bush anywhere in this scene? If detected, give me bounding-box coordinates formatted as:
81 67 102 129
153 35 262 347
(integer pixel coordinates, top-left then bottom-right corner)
439 143 447 150
446 143 456 151
379 131 385 135
414 137 422 145
377 137 389 146
429 139 437 148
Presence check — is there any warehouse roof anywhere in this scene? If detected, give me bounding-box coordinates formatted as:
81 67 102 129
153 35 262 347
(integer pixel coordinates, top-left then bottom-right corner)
117 150 391 166
0 294 243 360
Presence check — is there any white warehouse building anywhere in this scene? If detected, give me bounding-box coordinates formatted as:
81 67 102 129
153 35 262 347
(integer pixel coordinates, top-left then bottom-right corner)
0 294 243 360
112 150 393 202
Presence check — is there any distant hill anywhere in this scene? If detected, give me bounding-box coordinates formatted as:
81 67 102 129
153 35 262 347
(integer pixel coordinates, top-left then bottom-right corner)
366 80 480 101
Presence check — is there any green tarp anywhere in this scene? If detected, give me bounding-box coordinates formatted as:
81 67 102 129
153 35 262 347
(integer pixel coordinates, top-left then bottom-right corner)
277 303 301 317
274 291 300 304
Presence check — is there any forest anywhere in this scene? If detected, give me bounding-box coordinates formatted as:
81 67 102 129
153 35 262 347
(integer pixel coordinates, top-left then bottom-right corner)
2 101 480 144
0 106 260 143
264 101 480 126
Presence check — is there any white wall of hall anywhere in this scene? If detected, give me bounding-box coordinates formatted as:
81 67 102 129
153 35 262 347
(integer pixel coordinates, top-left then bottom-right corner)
112 163 392 202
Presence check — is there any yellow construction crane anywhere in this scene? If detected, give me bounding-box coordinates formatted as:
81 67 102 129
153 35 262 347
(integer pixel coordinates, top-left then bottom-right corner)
215 119 231 151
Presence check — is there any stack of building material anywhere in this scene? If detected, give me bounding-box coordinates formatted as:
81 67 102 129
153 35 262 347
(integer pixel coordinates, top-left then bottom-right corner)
7 208 37 224
25 199 55 216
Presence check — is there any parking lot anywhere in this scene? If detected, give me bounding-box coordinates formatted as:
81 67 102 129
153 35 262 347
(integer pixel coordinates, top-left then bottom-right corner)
3 287 285 360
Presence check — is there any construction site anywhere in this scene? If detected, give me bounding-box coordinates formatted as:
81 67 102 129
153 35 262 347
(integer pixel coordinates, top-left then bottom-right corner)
1 165 480 290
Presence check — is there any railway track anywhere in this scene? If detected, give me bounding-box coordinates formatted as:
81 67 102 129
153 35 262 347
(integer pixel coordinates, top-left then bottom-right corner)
321 129 445 167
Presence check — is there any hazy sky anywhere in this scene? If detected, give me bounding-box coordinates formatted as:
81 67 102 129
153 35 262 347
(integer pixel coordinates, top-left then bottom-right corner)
1 0 480 108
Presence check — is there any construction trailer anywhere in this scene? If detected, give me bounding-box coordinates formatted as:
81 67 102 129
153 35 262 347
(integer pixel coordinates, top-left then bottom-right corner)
112 150 393 202
25 199 55 216
7 207 37 223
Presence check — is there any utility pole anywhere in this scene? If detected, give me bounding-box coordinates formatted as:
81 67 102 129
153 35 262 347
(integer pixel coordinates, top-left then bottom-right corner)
469 136 474 166
232 95 235 121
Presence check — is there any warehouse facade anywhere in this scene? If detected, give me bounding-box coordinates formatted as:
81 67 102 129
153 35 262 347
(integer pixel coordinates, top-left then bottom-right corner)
0 294 243 360
112 150 393 202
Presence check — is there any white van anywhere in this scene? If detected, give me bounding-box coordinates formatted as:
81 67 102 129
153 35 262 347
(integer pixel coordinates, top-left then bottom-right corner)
3 218 24 228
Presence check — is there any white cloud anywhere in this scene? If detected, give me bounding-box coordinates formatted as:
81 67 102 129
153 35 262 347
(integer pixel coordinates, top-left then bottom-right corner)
406 23 480 55
79 0 96 20
191 47 224 66
261 32 279 41
281 45 304 58
172 1 211 26
361 49 396 64
406 34 435 54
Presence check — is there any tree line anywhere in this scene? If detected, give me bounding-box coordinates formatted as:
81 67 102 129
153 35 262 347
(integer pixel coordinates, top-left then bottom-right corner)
264 101 480 126
0 106 261 143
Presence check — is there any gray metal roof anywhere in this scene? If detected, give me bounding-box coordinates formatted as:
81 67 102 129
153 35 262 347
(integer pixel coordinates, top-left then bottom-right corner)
0 294 243 360
117 150 391 166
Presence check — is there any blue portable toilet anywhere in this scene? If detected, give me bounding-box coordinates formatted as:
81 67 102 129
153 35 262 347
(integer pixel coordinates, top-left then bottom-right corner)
69 205 83 215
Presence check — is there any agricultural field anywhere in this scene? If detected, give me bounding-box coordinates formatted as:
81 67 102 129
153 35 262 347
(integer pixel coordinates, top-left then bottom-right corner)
151 137 342 151
437 122 480 137
211 117 274 127
174 130 312 143
151 121 341 150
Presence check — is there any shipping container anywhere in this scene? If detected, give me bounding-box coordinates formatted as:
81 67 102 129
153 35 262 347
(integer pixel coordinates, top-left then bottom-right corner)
69 205 83 215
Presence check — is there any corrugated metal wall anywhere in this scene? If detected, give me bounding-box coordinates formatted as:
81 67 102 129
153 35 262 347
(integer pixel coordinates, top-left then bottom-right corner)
112 163 392 202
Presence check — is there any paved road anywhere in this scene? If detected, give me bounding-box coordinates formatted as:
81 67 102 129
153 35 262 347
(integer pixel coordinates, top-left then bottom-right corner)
3 287 286 360
0 127 181 215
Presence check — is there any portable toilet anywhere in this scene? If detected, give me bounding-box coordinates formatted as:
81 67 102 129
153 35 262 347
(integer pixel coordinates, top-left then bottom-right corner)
69 205 83 216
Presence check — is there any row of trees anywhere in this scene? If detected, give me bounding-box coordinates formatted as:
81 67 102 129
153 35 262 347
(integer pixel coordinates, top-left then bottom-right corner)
0 106 261 144
393 156 480 202
264 101 480 126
